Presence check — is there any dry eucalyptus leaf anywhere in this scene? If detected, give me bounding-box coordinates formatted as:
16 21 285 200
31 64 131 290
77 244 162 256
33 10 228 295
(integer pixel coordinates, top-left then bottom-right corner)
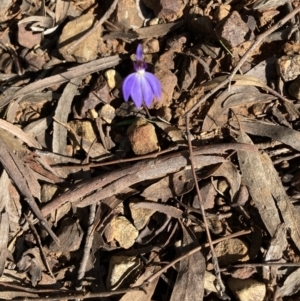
172 169 194 196
0 211 9 276
55 0 70 24
232 118 300 152
0 0 12 22
261 152 300 251
141 176 173 202
279 268 300 297
120 263 160 301
264 224 287 261
17 247 44 287
49 217 84 252
237 132 281 236
133 202 184 219
53 77 82 155
212 161 241 200
170 225 205 301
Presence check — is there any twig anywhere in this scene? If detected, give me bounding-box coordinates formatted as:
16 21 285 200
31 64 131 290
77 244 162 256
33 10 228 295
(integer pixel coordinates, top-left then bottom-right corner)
185 4 300 116
144 229 251 284
67 0 120 54
185 116 226 296
76 204 97 290
230 262 300 268
10 287 142 301
23 214 55 279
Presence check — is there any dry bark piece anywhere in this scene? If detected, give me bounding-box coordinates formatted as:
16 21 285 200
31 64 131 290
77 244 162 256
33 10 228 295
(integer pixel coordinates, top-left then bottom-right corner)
58 13 102 63
214 238 249 266
127 118 159 155
216 11 251 48
227 278 266 301
49 217 84 252
107 256 142 290
277 55 300 82
110 216 139 249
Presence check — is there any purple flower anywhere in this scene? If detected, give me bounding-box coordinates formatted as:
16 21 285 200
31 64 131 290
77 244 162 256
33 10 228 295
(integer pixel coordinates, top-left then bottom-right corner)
122 44 162 108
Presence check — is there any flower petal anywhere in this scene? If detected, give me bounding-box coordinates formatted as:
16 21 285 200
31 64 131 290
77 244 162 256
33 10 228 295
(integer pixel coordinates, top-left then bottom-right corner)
130 74 143 108
140 75 154 107
136 44 143 61
122 73 136 101
144 72 162 100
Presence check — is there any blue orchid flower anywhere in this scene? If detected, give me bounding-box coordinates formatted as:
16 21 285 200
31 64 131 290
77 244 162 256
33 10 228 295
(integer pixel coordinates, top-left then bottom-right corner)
122 44 162 108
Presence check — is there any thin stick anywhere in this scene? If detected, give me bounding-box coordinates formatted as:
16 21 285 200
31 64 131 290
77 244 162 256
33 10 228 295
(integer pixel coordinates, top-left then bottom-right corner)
185 116 226 296
23 214 55 279
76 204 97 290
185 4 300 116
145 229 251 284
67 0 120 54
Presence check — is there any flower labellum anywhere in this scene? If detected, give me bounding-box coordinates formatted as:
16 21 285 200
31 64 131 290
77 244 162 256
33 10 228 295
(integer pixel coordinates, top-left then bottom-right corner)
122 44 162 108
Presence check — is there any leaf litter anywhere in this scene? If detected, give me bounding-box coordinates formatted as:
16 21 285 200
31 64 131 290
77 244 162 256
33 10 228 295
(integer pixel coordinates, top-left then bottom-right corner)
1 0 300 300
